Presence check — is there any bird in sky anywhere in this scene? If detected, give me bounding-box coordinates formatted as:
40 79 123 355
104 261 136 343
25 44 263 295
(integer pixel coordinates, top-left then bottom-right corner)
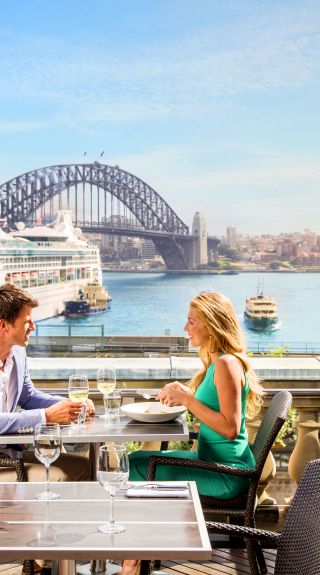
84 152 87 156
100 151 105 157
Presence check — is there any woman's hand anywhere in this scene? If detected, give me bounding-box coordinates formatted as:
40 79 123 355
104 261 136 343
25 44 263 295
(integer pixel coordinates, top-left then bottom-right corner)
85 398 95 416
157 383 189 407
156 380 189 398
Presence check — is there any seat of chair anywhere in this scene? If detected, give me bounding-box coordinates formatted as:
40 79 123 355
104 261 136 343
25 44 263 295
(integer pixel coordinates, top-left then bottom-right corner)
200 493 248 510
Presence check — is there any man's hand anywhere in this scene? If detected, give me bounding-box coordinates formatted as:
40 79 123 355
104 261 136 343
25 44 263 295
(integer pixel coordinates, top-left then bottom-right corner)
45 399 86 424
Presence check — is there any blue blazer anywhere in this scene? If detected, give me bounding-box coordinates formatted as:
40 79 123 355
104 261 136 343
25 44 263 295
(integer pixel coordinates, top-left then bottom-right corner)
0 346 62 435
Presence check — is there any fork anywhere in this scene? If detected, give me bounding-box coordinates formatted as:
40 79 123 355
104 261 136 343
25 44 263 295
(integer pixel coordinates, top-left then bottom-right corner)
136 390 157 400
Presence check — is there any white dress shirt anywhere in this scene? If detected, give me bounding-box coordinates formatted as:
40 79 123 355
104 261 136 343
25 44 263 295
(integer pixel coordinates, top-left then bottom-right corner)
0 350 14 413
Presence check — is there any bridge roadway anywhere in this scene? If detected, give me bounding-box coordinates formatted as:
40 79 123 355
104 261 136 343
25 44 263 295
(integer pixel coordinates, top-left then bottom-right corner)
81 221 219 246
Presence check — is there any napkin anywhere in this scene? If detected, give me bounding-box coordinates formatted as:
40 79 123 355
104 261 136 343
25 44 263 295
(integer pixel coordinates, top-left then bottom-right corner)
126 482 189 498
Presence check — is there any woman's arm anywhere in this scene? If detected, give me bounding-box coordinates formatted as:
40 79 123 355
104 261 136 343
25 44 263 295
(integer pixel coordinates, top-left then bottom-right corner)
158 355 243 440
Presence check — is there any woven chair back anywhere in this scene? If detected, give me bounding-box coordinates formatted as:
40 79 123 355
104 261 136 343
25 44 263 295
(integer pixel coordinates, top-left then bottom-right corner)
275 458 320 575
250 390 292 473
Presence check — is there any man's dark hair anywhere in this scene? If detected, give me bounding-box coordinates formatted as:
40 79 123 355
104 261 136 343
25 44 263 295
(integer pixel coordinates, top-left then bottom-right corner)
0 283 38 324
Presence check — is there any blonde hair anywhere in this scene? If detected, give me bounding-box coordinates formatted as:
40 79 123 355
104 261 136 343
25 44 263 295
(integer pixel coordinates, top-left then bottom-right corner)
188 291 264 418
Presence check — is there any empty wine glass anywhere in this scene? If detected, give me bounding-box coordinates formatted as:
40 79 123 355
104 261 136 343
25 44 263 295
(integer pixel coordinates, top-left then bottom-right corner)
68 374 89 424
34 423 61 500
97 368 116 415
97 444 129 534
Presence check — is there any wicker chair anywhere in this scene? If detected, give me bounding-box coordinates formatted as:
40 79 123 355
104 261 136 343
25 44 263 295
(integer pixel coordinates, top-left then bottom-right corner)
207 458 320 575
147 390 292 575
0 452 27 481
0 453 34 575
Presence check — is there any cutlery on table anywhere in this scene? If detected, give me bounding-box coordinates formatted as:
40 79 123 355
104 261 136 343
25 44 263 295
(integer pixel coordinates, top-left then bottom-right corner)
136 390 158 400
132 483 187 490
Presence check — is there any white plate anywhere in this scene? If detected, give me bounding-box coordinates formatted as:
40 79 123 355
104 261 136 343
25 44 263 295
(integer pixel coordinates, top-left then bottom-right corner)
120 401 186 423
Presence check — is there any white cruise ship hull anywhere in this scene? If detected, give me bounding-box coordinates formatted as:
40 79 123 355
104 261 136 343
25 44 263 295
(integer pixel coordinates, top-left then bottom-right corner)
29 280 94 321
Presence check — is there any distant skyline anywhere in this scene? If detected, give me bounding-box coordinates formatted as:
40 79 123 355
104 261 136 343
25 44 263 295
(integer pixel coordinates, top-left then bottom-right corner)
0 0 319 235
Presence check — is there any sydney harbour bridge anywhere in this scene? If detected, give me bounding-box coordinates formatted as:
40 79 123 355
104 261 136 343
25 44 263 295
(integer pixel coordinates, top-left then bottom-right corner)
0 163 219 270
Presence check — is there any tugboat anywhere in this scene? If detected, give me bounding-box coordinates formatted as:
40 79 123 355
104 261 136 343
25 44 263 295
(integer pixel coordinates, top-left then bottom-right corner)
244 286 278 331
63 281 112 317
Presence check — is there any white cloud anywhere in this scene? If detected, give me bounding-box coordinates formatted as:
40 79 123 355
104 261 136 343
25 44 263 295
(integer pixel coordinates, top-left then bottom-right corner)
0 3 319 125
106 144 320 234
0 120 46 133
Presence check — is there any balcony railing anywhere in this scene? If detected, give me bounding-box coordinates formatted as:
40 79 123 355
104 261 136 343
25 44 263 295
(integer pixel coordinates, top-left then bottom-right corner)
30 328 320 355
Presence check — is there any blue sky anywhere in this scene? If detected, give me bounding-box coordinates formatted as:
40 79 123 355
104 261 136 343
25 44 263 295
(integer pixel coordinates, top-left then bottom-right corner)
0 0 319 235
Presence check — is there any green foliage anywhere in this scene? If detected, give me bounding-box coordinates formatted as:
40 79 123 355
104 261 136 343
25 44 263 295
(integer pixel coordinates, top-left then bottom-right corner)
275 407 297 447
217 243 242 261
247 346 288 357
264 346 288 357
227 248 242 261
168 440 193 450
126 441 142 454
268 261 282 270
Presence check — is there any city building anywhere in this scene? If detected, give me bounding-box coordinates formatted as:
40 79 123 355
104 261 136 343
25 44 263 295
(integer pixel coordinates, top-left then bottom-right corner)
226 227 237 247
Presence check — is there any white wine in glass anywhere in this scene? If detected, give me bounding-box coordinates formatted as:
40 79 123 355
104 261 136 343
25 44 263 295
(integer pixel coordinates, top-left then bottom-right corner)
34 423 61 500
97 444 129 534
97 367 116 396
68 375 89 423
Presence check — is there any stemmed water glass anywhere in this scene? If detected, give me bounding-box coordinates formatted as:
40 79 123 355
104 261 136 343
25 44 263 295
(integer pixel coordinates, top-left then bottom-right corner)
34 423 61 500
97 367 116 415
68 374 89 425
97 444 129 534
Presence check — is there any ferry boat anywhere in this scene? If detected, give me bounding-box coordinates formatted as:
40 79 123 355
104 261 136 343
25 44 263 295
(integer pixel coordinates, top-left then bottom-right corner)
244 289 278 331
63 281 111 317
0 210 104 321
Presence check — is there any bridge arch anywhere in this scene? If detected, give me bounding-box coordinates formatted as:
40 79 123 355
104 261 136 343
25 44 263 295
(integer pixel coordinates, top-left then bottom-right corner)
0 163 191 269
0 163 188 234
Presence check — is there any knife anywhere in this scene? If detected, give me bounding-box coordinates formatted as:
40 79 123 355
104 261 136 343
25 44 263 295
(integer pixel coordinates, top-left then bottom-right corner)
133 484 187 490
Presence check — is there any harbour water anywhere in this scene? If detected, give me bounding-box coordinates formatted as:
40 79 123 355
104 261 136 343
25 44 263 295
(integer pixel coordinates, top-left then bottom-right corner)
37 271 320 347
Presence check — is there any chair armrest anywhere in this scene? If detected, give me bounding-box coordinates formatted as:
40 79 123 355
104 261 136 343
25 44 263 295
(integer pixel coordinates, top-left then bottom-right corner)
206 521 280 546
147 454 259 481
0 454 27 482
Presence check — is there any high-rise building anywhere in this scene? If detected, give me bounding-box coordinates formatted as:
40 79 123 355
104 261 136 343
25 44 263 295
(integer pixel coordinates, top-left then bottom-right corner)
226 227 237 247
302 229 317 249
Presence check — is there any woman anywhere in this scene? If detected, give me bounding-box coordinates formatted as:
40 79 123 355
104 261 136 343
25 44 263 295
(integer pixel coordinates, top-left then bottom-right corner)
122 291 263 575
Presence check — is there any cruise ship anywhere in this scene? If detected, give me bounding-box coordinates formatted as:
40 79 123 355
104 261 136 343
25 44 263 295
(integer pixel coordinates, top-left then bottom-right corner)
0 210 104 321
244 290 278 331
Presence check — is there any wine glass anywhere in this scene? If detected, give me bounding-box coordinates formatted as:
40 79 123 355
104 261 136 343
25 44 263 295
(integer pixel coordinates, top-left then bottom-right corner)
97 444 129 534
97 368 116 415
68 374 89 424
34 423 61 500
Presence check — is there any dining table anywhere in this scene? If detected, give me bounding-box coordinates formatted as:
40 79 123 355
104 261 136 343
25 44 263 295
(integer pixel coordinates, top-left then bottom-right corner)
0 480 211 575
0 408 189 479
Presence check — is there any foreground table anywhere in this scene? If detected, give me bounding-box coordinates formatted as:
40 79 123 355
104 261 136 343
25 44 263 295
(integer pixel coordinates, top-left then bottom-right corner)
0 481 211 574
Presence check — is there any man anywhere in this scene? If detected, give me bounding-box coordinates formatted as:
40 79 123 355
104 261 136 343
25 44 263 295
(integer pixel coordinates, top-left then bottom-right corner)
0 283 93 481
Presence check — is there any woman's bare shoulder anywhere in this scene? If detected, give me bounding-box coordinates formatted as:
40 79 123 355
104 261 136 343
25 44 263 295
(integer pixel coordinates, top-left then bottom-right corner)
215 354 243 377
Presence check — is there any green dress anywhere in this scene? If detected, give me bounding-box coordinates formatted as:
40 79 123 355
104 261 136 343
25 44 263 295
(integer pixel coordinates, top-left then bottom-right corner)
128 360 255 498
